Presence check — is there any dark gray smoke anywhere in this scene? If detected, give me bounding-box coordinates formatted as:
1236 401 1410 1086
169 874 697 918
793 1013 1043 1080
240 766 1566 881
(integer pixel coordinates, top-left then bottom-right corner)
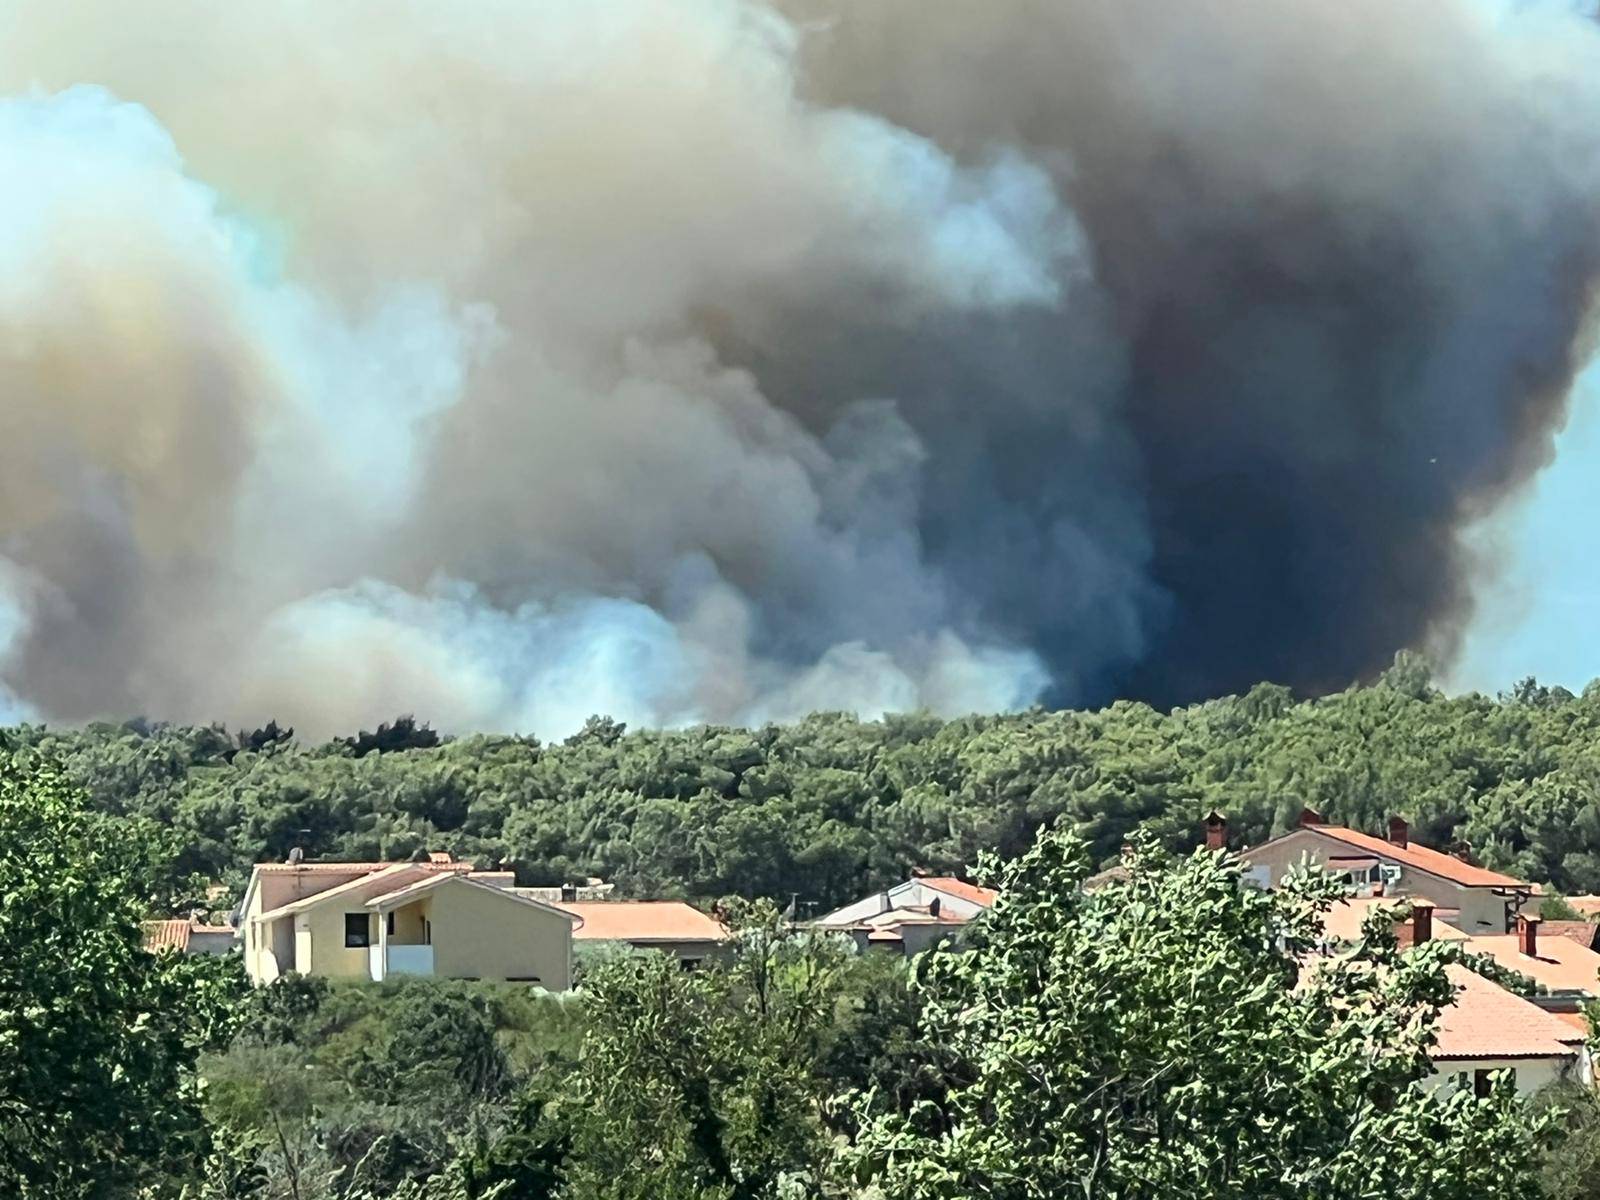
0 0 1596 735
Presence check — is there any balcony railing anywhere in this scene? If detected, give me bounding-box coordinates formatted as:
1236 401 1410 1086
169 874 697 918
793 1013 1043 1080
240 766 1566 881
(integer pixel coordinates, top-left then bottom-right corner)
368 943 435 980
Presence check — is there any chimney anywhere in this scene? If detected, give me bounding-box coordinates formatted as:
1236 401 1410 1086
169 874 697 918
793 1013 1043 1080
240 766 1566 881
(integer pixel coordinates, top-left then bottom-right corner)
1387 816 1409 850
1298 807 1326 828
428 851 454 864
1451 840 1473 864
1518 913 1541 958
1411 902 1433 947
1204 810 1227 851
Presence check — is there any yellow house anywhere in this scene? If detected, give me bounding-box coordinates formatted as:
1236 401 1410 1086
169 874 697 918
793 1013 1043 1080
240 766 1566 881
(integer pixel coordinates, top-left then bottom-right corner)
238 854 578 989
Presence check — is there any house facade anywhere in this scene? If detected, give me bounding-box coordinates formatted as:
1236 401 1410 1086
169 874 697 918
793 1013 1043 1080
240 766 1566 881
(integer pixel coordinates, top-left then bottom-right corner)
1312 891 1586 1094
143 918 237 956
1429 963 1586 1096
238 855 577 989
814 875 997 955
1240 812 1534 933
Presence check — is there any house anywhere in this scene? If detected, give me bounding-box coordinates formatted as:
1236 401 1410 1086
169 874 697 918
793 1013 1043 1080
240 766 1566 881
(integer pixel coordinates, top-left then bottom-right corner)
1429 964 1587 1096
1541 920 1600 952
814 874 997 955
238 854 577 989
1463 915 1600 1015
143 918 237 956
1314 895 1587 1095
1239 810 1534 932
1318 896 1468 946
554 900 729 967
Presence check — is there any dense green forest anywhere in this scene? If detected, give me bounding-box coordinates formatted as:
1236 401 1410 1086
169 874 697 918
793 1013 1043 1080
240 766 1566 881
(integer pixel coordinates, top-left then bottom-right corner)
6 656 1600 915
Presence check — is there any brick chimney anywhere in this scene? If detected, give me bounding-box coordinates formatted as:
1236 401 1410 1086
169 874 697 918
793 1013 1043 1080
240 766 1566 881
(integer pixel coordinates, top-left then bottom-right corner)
1204 810 1227 851
1387 816 1409 850
1298 807 1326 828
1410 902 1433 947
1517 913 1541 958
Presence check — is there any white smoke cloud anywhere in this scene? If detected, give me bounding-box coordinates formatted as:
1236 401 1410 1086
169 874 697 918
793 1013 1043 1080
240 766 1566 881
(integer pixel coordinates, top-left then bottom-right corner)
0 3 1077 737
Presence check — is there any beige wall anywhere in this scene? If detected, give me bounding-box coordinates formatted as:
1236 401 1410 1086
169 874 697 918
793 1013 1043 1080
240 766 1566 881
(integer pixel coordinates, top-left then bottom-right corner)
1241 829 1518 933
390 898 430 943
305 902 375 979
429 884 572 989
255 868 372 914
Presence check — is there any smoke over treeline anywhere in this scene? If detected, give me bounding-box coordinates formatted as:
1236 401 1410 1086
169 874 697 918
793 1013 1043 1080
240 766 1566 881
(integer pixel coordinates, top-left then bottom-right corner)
0 0 1597 737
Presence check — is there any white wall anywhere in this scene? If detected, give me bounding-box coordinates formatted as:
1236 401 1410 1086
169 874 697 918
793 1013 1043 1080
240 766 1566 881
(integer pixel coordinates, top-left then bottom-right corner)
1429 1056 1572 1097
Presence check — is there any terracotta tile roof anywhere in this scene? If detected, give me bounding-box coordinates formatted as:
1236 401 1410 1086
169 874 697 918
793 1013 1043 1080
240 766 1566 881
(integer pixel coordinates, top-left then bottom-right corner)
142 920 191 953
918 877 999 907
1310 827 1526 889
556 900 729 943
1463 933 1600 995
1554 1010 1592 1035
1564 896 1600 916
1083 864 1130 892
857 905 970 930
1320 897 1467 944
1433 965 1584 1060
254 861 400 873
1541 921 1599 951
367 872 580 919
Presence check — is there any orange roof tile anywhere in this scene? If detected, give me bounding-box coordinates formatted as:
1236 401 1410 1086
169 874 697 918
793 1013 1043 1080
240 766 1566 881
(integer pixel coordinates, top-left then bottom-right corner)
1464 932 1600 995
142 920 191 953
556 900 729 943
1320 897 1467 944
1433 965 1584 1060
1310 827 1525 889
1564 896 1600 916
857 906 970 930
1541 921 1599 951
1554 1010 1592 1035
919 877 999 907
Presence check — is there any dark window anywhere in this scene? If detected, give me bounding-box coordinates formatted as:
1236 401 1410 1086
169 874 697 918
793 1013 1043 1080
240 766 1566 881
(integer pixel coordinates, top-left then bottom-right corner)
1473 1069 1495 1099
345 913 371 948
680 957 703 972
386 911 395 936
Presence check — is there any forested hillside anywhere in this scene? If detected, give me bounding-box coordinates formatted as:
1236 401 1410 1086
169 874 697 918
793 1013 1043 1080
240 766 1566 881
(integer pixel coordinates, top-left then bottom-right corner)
6 656 1600 912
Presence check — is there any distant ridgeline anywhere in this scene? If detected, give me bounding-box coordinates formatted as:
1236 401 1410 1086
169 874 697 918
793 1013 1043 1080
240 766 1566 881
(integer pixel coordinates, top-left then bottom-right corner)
5 664 1600 914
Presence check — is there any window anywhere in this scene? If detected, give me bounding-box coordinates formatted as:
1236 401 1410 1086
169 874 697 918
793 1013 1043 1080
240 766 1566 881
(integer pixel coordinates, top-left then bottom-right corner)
386 911 395 936
1472 1069 1512 1098
344 913 371 948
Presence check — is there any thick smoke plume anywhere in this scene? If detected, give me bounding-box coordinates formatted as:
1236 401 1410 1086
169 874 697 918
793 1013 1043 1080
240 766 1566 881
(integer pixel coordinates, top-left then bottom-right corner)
0 0 1598 736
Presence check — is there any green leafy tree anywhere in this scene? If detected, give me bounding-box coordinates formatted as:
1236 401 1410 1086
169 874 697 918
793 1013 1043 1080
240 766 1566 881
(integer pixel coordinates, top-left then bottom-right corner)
848 827 1556 1200
563 903 852 1200
0 758 238 1197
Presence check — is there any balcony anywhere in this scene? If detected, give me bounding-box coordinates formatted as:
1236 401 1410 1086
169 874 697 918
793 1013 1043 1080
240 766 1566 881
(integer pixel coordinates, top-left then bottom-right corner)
368 943 434 980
